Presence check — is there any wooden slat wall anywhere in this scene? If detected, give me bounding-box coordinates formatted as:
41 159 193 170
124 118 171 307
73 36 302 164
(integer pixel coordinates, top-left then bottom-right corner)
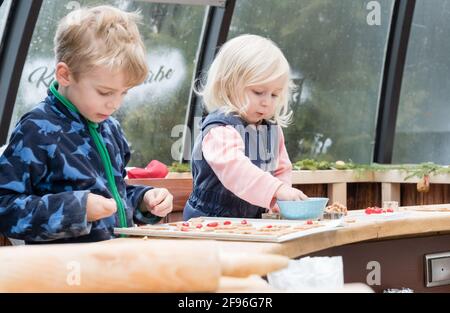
347 183 382 211
333 183 450 210
293 184 327 198
0 236 11 247
402 184 450 206
294 183 382 211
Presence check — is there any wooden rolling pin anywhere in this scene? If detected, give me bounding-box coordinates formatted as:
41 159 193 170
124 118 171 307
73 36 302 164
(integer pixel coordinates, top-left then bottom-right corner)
0 240 289 292
0 241 220 292
220 252 289 278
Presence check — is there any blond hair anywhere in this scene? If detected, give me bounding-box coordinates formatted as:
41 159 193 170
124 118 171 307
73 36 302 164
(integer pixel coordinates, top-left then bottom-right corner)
54 5 148 87
199 34 294 127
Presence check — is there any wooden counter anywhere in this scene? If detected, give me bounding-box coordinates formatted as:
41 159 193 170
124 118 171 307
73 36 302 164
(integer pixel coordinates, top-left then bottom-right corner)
115 204 450 292
116 205 450 257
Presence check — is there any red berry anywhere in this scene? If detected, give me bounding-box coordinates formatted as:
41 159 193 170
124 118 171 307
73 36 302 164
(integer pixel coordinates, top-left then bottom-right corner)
224 221 232 225
241 220 248 225
182 222 189 227
206 222 218 227
387 208 394 213
374 208 383 214
266 225 273 228
365 208 373 214
196 224 203 229
306 220 313 225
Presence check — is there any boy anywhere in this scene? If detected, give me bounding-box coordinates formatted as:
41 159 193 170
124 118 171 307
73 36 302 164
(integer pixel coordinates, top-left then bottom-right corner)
0 5 173 243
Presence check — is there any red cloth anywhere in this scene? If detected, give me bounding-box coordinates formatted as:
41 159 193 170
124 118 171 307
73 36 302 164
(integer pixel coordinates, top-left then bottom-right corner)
127 160 168 178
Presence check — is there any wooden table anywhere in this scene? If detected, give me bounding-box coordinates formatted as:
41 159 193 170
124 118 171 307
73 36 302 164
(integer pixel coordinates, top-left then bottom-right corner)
115 204 450 292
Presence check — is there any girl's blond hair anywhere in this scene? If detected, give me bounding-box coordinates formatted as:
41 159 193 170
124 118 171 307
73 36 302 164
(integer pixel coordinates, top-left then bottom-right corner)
54 5 148 87
199 34 294 127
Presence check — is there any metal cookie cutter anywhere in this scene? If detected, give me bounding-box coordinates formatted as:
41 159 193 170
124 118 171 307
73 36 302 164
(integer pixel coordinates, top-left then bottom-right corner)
261 212 281 220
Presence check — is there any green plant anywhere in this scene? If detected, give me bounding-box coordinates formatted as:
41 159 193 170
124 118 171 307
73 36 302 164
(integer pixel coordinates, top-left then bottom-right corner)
293 159 450 181
168 162 191 173
401 162 450 180
293 159 358 170
293 159 333 170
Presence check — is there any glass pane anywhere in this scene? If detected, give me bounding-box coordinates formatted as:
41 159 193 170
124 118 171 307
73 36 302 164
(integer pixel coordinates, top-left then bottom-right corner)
8 0 205 167
228 0 394 163
393 0 450 164
0 0 12 43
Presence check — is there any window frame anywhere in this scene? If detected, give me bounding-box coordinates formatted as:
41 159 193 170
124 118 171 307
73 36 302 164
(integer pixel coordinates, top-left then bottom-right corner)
0 0 13 45
181 0 236 162
373 0 416 163
140 0 226 6
0 0 43 145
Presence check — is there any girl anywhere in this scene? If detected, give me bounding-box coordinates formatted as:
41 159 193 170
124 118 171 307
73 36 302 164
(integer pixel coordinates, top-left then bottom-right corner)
184 34 308 220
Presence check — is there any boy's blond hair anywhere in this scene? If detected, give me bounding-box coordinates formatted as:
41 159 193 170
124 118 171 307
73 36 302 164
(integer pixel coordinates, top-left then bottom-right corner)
54 5 148 87
199 34 294 127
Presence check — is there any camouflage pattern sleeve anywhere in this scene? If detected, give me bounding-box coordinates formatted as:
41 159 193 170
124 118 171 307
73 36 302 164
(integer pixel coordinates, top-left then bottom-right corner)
0 119 92 241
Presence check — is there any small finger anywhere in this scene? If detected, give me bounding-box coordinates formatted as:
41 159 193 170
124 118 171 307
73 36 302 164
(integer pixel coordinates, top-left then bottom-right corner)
151 189 168 206
299 191 308 200
151 196 172 216
161 205 173 216
272 205 280 213
146 191 162 208
152 205 172 217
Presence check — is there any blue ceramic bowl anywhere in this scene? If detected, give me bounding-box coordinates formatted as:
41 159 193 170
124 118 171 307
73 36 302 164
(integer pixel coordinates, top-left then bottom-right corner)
277 197 329 220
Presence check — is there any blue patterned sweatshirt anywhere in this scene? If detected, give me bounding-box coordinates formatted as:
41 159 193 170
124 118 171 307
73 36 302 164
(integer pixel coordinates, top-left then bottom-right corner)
0 89 160 243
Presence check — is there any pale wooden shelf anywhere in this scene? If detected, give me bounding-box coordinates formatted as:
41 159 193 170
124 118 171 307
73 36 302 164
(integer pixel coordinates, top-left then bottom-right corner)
292 169 450 184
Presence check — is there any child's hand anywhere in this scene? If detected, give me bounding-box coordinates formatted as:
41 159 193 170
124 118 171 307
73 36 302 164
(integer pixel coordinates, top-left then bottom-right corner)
86 193 117 222
141 188 173 217
275 184 308 201
270 203 280 213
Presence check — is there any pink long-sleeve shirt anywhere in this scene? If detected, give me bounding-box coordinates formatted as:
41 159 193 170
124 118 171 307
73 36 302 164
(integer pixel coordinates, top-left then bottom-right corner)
202 125 292 210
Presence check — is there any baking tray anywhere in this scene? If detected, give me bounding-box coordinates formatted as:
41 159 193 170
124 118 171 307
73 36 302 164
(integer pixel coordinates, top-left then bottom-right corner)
114 217 343 243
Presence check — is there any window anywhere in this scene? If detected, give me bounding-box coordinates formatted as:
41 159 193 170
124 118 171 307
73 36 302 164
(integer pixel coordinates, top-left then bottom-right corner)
8 0 206 167
393 0 450 164
228 0 394 163
0 0 12 44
